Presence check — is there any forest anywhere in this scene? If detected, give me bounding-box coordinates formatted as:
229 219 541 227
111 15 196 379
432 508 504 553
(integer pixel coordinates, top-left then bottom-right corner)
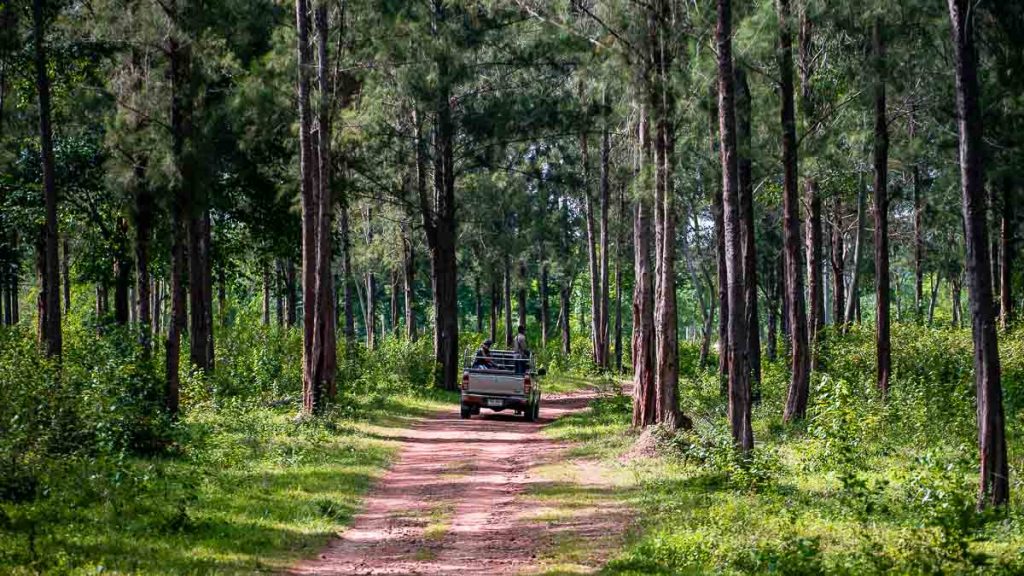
1 0 1024 573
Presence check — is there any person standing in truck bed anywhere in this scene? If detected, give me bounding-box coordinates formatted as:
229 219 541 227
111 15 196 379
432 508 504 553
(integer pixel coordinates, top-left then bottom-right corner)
513 325 529 374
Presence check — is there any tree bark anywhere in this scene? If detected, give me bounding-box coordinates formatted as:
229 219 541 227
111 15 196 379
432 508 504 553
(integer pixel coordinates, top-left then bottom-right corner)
872 17 891 396
402 222 417 341
845 179 866 326
419 3 460 391
32 0 61 358
632 106 656 428
263 263 272 326
736 66 760 396
490 280 498 343
61 238 70 315
717 0 753 451
540 263 550 346
364 210 377 349
135 162 152 352
517 260 527 329
164 12 193 417
1000 184 1013 329
805 180 823 346
560 280 571 355
830 197 845 328
709 88 728 385
339 183 355 342
779 0 811 423
582 131 601 366
615 183 625 373
503 258 513 346
114 218 132 325
948 0 1009 508
599 123 611 369
297 0 320 412
911 106 924 321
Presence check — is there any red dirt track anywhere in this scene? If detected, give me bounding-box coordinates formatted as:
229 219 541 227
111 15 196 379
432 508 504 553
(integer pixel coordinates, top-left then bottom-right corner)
289 390 619 575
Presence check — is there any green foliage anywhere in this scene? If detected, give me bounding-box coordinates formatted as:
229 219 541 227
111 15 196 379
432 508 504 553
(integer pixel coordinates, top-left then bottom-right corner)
555 325 1024 575
0 291 450 573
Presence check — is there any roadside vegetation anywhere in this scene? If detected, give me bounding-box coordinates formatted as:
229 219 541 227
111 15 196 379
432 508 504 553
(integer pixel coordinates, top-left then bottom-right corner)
0 301 453 574
543 327 1024 575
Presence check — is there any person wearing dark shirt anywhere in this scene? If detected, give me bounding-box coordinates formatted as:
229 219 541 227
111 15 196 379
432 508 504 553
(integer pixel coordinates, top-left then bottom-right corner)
473 339 495 369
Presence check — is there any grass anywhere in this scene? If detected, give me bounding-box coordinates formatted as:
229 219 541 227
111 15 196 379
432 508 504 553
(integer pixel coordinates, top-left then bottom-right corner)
0 391 456 575
534 372 1024 575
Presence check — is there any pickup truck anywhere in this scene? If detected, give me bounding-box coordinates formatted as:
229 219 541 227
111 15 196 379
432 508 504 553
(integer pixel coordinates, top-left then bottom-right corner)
460 349 544 421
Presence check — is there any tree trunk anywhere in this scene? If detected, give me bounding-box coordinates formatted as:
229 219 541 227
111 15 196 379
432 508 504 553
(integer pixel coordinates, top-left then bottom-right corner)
615 183 625 373
339 184 355 343
845 178 866 326
767 257 780 362
779 0 811 423
152 277 161 338
872 17 891 396
911 107 924 321
1000 184 1013 329
296 0 320 412
135 164 153 353
736 66 760 396
599 124 611 369
33 0 61 358
164 17 194 417
952 272 963 329
717 0 753 451
560 281 571 355
402 222 417 341
310 0 337 402
651 8 682 428
710 89 728 385
419 4 460 391
189 209 214 371
489 280 498 343
805 180 823 350
582 131 601 366
540 263 550 347
517 260 527 329
285 259 297 327
948 0 1009 508
114 218 132 325
61 238 70 315
503 258 513 346
632 107 656 428
263 263 272 326
830 197 845 328
798 2 823 349
928 273 941 325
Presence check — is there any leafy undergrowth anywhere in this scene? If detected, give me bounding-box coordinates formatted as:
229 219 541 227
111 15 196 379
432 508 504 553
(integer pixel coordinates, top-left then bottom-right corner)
0 393 453 575
542 325 1024 575
0 314 457 575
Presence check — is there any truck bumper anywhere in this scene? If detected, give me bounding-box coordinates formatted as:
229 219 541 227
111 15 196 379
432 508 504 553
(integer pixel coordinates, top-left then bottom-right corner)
461 393 531 411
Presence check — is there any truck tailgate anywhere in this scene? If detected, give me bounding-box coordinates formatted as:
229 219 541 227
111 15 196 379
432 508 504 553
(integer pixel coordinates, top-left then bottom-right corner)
467 372 524 395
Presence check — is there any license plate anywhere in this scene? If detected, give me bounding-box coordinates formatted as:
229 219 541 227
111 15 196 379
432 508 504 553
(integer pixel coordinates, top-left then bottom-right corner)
486 398 503 407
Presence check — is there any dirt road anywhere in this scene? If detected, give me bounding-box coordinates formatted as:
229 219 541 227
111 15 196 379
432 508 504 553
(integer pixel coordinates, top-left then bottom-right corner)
289 390 627 575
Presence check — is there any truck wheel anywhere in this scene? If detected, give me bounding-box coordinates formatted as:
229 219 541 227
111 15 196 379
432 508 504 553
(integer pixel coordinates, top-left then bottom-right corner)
460 405 471 419
533 400 540 421
525 402 537 422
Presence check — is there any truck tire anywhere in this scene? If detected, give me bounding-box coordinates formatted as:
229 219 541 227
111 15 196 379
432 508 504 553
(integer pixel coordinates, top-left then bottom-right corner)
533 399 540 421
460 404 471 419
525 401 537 422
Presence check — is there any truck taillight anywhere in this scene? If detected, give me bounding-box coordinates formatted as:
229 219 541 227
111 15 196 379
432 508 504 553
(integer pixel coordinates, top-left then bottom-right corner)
523 375 532 394
461 372 469 391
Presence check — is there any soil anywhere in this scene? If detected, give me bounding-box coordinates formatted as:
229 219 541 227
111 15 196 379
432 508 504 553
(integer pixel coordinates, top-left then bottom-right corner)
288 390 628 575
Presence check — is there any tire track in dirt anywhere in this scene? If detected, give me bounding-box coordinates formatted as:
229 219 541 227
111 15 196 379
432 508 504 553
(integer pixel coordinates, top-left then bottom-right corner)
289 390 626 575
